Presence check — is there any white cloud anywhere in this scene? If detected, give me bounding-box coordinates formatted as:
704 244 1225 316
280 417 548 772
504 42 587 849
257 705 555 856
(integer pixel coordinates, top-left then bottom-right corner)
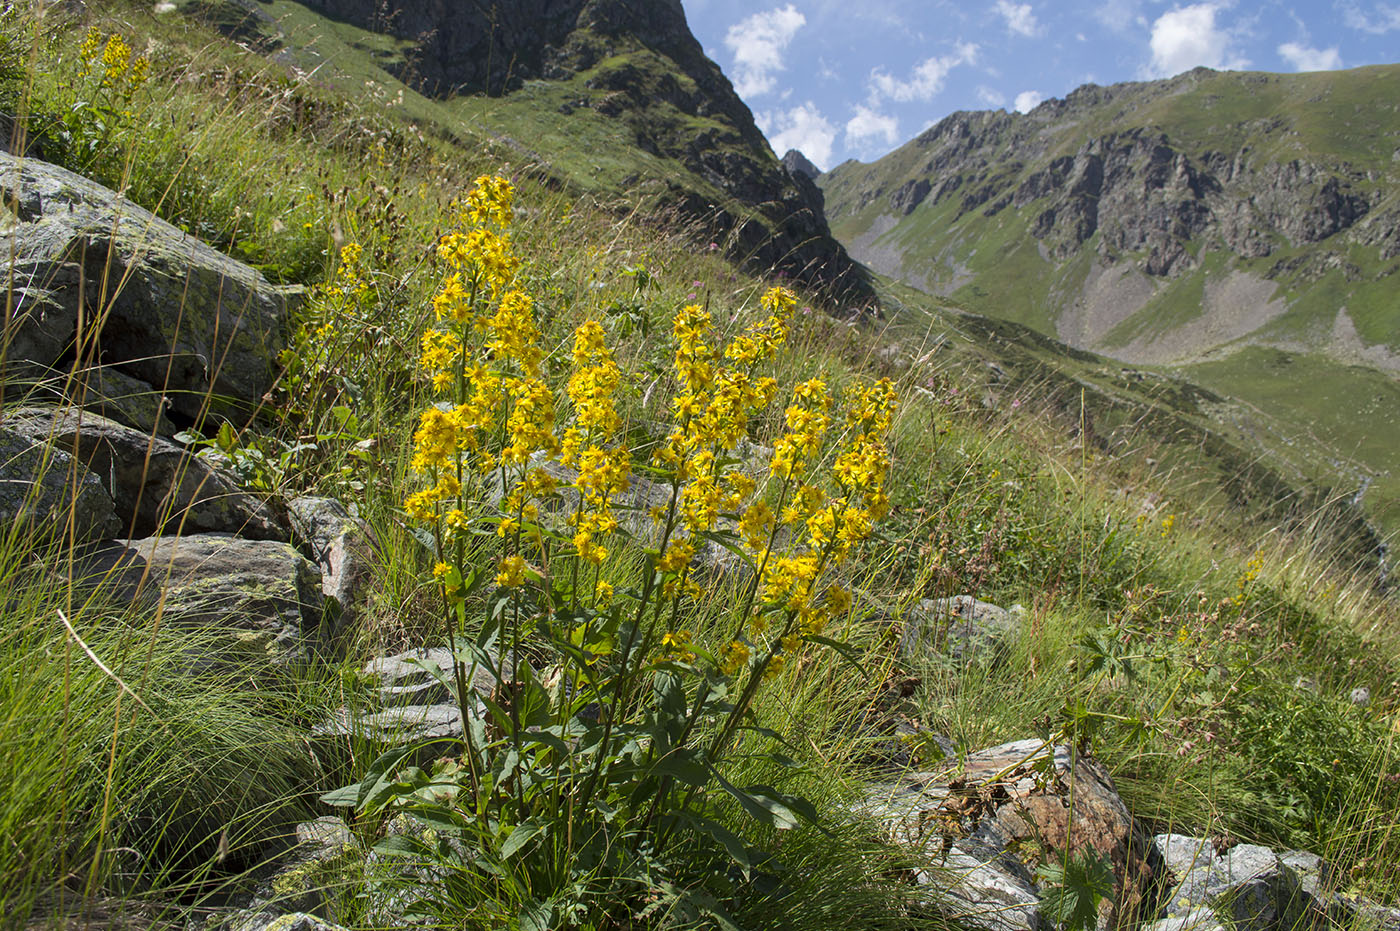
994 0 1041 36
1014 90 1044 112
759 102 838 170
1277 42 1343 71
977 85 1008 107
845 104 901 148
1098 0 1144 33
1146 4 1250 78
1340 2 1400 33
724 4 806 98
869 42 978 102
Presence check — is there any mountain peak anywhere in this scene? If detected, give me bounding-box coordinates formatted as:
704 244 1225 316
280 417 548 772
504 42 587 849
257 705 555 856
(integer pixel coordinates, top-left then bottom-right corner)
782 149 822 181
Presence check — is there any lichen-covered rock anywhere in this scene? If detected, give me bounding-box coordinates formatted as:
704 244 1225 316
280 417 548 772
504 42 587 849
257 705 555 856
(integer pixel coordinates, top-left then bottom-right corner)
222 912 351 931
256 816 357 917
864 739 1153 931
900 595 1028 665
6 407 286 540
0 151 295 423
0 423 121 543
288 496 376 642
82 533 321 663
1152 835 1311 931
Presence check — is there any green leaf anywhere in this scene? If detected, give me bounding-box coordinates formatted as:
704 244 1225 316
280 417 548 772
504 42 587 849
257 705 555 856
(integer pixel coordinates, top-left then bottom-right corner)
650 748 709 787
688 814 753 870
216 421 238 452
715 773 799 829
318 785 358 808
806 634 868 675
356 745 418 813
499 819 548 860
373 833 430 858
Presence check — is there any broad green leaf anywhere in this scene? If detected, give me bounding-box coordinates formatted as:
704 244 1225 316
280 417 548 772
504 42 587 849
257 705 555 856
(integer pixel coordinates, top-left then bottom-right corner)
500 819 548 860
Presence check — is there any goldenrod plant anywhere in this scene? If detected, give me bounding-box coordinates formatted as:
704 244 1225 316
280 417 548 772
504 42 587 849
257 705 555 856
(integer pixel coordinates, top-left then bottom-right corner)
322 177 900 925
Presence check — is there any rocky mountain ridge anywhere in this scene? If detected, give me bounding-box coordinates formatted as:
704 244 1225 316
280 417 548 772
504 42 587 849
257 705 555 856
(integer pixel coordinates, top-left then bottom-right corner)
820 65 1400 362
286 0 873 306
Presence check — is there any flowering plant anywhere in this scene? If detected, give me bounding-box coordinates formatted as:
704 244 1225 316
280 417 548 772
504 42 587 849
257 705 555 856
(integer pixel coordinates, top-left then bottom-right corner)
325 176 898 923
47 27 150 173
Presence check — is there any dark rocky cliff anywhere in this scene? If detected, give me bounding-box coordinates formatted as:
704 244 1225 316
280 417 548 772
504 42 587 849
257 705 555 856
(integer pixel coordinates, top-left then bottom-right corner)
300 0 874 308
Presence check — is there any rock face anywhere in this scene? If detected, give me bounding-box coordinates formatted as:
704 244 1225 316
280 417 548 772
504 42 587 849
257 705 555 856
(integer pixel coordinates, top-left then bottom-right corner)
295 0 872 307
0 152 295 423
6 407 287 540
865 739 1154 931
0 422 122 543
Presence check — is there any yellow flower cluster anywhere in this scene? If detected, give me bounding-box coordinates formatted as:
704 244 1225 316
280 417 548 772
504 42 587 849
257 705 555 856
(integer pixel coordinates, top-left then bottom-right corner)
77 28 150 93
752 377 897 644
560 319 631 570
656 629 697 664
408 176 554 537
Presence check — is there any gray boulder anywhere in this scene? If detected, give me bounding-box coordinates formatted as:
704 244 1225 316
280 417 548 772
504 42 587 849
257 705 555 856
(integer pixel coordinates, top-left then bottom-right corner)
863 738 1153 931
0 151 295 422
1151 835 1313 931
6 407 286 540
82 533 321 662
0 423 121 543
901 595 1028 664
288 496 377 642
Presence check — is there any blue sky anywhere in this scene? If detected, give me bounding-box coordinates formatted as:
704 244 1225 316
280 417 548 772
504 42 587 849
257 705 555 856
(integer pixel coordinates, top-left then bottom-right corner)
678 1 1400 170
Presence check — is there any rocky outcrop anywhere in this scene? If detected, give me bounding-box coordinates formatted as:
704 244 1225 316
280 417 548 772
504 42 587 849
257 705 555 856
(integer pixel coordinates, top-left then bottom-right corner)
295 0 873 307
820 64 1400 344
864 738 1155 931
6 407 287 540
0 151 295 425
83 533 323 663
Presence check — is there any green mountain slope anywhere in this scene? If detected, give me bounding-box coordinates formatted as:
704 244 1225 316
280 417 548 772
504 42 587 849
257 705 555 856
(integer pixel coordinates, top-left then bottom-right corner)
185 0 874 307
819 65 1400 537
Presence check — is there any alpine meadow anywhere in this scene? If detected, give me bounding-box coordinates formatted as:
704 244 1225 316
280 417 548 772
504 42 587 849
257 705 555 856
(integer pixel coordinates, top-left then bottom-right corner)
0 3 1395 931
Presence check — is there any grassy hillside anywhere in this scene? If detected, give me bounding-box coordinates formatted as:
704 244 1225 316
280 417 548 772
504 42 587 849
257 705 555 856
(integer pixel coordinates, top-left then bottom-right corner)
1 5 1397 929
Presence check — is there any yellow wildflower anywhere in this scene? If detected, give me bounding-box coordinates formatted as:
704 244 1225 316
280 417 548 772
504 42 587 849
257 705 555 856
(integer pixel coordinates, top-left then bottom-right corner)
496 555 527 589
